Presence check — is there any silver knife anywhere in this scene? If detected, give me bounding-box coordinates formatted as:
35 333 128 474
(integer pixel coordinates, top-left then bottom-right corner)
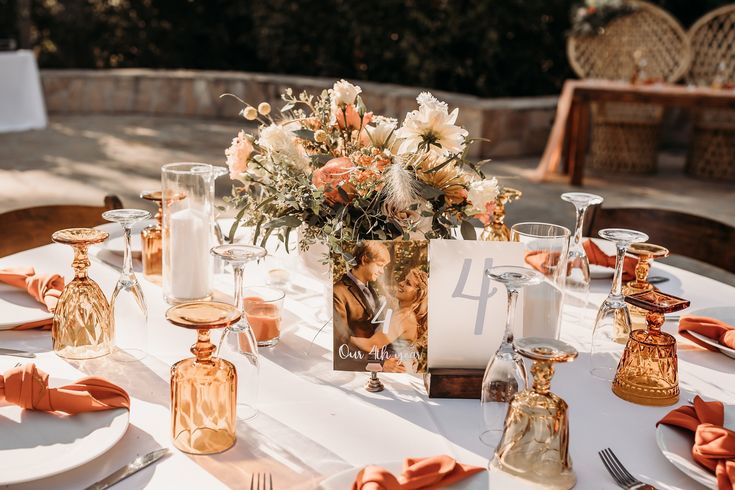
0 347 36 358
84 448 170 490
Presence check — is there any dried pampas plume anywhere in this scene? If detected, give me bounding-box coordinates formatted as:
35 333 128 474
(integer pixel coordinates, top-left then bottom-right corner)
382 158 418 213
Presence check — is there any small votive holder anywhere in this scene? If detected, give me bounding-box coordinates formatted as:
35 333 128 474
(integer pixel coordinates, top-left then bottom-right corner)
243 286 285 347
612 290 690 406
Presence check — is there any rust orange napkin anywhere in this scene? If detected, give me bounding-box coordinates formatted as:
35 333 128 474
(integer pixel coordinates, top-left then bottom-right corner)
658 396 735 489
352 455 484 489
582 239 637 281
679 316 735 351
0 267 64 330
0 364 130 415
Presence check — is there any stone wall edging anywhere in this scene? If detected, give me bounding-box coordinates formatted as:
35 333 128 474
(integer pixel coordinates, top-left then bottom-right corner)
40 69 558 159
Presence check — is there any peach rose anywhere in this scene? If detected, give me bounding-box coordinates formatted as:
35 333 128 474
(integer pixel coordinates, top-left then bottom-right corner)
311 157 357 205
225 130 254 179
336 104 373 131
476 201 496 226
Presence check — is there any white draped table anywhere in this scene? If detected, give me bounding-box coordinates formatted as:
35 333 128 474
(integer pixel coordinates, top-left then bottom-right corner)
0 226 733 489
0 50 47 133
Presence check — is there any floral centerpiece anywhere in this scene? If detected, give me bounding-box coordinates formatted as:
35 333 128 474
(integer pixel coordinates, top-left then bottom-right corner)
569 0 637 37
223 79 498 260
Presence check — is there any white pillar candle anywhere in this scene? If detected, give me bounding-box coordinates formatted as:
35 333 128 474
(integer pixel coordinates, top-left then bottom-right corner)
169 207 211 300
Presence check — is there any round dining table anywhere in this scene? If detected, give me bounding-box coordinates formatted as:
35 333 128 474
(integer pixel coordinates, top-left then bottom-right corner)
0 223 733 490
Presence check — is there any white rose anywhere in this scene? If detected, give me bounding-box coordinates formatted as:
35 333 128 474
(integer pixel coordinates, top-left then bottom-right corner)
466 177 499 214
330 79 362 107
257 124 310 170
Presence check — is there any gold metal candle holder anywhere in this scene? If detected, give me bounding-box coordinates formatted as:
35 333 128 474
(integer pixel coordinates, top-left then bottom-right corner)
624 243 669 329
612 290 690 406
167 301 240 454
492 337 578 490
480 187 522 241
52 228 113 360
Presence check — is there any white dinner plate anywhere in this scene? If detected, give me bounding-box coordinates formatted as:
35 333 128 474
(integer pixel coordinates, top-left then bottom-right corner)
589 264 614 279
656 403 735 489
683 306 735 359
0 283 53 330
0 391 129 485
318 461 487 489
97 220 151 258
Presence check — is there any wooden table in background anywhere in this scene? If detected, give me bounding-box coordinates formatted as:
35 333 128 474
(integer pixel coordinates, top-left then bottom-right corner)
535 79 735 186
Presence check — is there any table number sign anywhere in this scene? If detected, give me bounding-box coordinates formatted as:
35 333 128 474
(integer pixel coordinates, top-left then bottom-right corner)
427 240 526 369
333 240 429 373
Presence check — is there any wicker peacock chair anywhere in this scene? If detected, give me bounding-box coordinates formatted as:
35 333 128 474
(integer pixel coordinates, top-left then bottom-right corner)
567 1 691 174
686 4 735 181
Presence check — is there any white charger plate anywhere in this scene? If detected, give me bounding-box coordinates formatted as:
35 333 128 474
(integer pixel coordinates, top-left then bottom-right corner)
656 403 734 489
0 283 53 330
0 388 129 485
684 306 735 359
318 461 487 489
96 220 151 258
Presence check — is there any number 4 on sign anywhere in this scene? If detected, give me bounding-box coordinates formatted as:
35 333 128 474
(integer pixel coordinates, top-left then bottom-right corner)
451 258 498 335
371 298 393 334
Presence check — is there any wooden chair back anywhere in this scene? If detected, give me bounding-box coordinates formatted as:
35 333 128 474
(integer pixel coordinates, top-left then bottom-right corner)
584 206 735 274
567 0 691 83
0 195 123 258
687 4 735 87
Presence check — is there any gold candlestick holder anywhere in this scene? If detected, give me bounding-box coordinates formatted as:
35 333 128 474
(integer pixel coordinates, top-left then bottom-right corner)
480 187 522 241
491 337 578 490
167 301 241 454
623 243 669 330
612 290 690 406
52 228 112 360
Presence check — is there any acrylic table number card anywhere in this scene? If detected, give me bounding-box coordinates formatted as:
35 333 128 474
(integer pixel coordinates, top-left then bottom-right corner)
427 240 526 370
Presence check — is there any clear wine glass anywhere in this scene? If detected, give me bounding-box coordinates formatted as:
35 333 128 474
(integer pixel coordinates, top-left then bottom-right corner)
480 265 543 447
211 244 267 420
103 209 151 361
561 192 603 325
590 228 649 380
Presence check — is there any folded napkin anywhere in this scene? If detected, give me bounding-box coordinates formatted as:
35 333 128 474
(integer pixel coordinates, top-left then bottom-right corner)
679 316 735 351
0 364 130 414
582 239 637 282
352 455 484 490
524 250 561 276
658 396 735 489
0 267 64 330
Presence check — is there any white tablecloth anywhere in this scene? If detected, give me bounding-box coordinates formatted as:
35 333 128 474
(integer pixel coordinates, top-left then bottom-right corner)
1 227 734 489
0 50 47 133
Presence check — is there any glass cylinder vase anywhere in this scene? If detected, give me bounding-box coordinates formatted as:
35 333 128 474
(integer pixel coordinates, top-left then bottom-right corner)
162 163 217 304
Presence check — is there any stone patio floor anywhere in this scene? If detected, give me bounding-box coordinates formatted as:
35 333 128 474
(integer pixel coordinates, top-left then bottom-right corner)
1 115 733 285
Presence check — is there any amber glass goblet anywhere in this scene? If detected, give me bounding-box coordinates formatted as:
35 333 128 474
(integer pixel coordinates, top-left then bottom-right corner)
52 228 112 360
623 243 669 329
612 290 690 406
492 337 578 490
167 301 241 454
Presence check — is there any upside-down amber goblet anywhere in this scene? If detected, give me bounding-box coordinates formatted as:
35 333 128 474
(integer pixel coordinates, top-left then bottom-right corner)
480 187 522 241
52 228 112 360
167 301 240 454
612 290 690 406
492 337 578 490
623 243 669 329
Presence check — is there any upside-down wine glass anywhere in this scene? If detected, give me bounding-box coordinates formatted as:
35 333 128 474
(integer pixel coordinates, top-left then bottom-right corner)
590 228 649 381
480 265 543 447
211 244 267 420
103 208 151 361
560 192 603 325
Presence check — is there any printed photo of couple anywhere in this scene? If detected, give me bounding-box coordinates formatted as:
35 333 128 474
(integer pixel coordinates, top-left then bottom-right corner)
333 240 429 373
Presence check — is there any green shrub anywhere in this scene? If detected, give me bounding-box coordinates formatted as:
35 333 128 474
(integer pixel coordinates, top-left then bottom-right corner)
0 0 729 96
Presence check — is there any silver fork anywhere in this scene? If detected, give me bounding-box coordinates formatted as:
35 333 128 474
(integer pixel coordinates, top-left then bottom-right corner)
599 448 656 489
250 472 273 490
